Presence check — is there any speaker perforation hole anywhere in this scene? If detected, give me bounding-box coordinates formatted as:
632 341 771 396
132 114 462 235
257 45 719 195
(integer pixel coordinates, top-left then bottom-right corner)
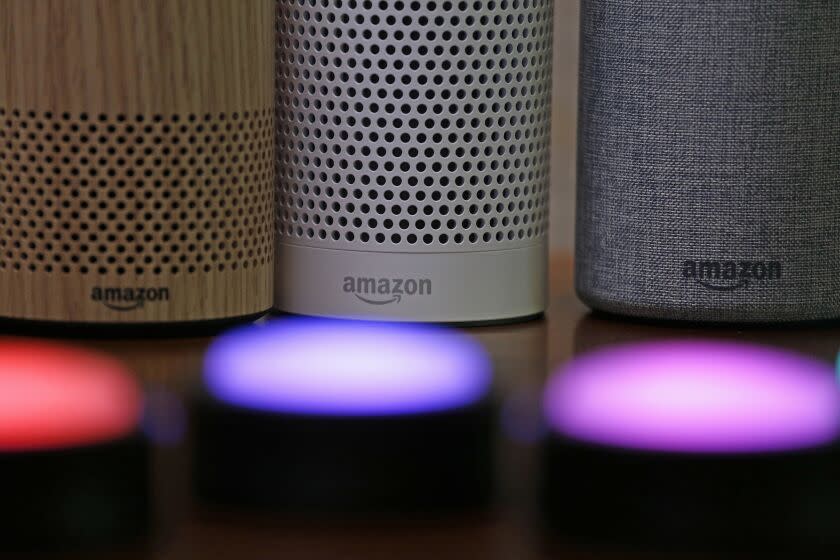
0 110 274 275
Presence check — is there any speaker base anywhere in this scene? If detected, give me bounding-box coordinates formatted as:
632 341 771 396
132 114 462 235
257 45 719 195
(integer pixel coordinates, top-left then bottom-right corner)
0 310 270 339
194 398 496 514
541 437 840 555
275 243 547 323
271 309 546 328
2 435 149 551
576 284 840 325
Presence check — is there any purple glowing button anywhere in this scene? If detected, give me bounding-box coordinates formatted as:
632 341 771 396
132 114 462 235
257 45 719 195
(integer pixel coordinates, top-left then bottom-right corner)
204 319 492 416
545 340 840 454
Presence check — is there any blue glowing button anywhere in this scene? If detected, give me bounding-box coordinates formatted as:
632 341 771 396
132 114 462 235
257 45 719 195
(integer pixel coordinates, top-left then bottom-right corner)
203 319 493 416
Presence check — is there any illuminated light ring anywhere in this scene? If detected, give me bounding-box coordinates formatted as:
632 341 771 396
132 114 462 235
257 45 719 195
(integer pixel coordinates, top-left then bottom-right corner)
545 339 840 454
0 338 142 452
204 319 493 416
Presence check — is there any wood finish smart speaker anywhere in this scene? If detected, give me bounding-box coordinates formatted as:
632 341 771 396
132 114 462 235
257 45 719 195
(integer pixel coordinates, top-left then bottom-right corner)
274 0 553 324
0 0 275 328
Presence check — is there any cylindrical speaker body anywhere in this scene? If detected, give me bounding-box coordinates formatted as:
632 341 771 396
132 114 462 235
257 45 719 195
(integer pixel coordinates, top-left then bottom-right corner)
0 0 275 326
275 0 553 324
575 1 840 323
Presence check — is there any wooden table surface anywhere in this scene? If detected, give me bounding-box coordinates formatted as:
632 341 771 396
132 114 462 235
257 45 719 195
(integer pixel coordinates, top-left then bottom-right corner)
20 252 840 560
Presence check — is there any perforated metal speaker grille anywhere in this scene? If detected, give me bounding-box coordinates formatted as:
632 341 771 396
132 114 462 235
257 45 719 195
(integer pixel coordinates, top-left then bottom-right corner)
0 108 274 276
276 0 553 252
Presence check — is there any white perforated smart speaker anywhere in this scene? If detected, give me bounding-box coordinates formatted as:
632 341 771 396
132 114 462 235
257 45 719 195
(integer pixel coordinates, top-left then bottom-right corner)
275 0 553 323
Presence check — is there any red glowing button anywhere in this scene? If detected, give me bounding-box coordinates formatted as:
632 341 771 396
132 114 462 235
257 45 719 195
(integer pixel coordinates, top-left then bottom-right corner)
0 339 142 452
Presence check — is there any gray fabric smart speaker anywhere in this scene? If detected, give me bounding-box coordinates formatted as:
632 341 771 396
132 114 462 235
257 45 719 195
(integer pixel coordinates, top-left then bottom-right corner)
575 1 840 323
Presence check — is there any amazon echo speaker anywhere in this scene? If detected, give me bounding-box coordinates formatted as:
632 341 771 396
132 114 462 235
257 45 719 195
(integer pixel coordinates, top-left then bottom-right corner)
541 340 840 554
274 0 553 323
0 339 149 550
195 319 496 513
575 1 840 323
0 0 274 329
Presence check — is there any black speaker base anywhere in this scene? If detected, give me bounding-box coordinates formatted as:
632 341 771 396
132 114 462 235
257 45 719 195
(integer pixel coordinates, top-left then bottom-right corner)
194 397 496 516
0 309 270 339
1 435 149 552
541 436 840 556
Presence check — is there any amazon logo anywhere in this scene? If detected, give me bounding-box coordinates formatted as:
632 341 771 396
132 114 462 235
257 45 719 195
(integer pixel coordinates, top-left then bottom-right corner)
343 276 432 306
91 286 170 311
682 260 781 292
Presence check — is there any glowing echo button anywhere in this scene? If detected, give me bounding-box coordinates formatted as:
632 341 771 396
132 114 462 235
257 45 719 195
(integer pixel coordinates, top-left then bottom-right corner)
0 339 142 452
204 319 493 416
545 340 840 454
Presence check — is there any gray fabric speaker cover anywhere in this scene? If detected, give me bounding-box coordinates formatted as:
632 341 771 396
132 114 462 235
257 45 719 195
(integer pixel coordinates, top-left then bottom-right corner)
575 1 840 323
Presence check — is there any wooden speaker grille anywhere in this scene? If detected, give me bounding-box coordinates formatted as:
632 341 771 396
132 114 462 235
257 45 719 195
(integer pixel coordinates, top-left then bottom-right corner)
0 108 274 276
